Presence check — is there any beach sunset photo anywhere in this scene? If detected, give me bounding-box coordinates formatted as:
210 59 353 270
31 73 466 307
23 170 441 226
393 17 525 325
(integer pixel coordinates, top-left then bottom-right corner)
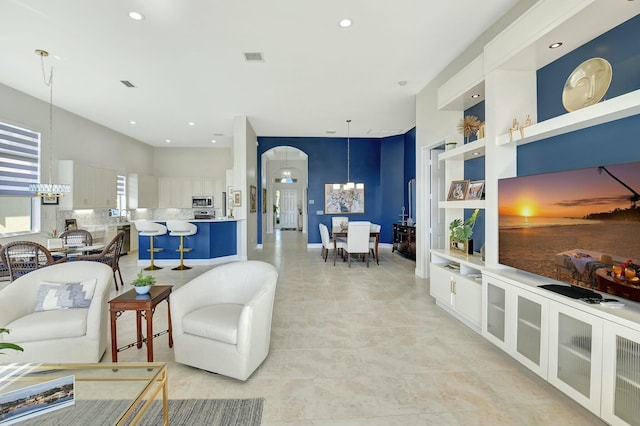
498 161 640 287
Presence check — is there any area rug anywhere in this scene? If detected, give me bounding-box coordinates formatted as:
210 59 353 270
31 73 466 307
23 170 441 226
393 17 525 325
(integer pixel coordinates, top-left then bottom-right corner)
18 398 263 426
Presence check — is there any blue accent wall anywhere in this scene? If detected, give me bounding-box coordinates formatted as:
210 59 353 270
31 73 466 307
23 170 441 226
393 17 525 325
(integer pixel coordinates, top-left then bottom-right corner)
537 14 640 121
258 128 416 245
464 100 486 251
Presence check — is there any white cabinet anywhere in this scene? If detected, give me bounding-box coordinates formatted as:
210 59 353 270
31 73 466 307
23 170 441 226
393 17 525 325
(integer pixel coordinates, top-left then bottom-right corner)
548 302 603 416
127 173 158 209
58 160 116 210
430 250 483 331
158 177 191 208
601 322 640 426
192 177 214 196
482 273 549 379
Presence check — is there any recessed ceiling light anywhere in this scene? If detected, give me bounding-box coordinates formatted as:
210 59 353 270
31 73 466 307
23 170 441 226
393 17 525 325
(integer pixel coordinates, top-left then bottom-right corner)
398 81 407 86
339 18 352 28
129 120 136 125
165 139 171 143
188 122 195 126
211 139 216 144
129 11 145 21
549 42 563 49
326 130 336 134
473 152 480 156
471 94 480 98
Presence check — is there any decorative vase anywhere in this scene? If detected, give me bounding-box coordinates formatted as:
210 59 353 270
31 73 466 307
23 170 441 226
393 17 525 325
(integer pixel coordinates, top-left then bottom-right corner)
135 285 151 295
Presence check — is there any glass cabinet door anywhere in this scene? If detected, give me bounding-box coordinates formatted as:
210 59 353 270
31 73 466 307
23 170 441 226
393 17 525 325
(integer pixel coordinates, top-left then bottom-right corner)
486 282 506 343
602 323 640 426
513 290 548 379
549 303 603 415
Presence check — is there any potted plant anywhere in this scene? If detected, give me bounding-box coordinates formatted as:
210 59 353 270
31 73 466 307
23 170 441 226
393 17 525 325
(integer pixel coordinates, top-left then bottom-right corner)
131 270 156 295
449 209 479 254
0 328 23 355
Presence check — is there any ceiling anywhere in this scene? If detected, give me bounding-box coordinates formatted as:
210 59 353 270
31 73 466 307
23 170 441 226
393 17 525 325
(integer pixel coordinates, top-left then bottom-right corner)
0 0 523 148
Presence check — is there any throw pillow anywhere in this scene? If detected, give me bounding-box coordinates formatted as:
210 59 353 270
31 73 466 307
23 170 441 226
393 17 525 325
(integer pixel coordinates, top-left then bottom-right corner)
34 278 97 312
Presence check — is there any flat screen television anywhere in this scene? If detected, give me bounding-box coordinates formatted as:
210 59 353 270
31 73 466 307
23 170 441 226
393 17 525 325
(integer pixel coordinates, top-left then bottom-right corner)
498 160 640 301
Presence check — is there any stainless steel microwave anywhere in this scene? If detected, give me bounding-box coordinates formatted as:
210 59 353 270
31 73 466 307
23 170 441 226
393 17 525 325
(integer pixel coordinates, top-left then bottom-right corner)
192 196 213 208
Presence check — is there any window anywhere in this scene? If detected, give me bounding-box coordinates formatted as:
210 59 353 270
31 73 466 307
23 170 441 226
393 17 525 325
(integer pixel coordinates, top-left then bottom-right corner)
116 174 127 216
0 121 39 235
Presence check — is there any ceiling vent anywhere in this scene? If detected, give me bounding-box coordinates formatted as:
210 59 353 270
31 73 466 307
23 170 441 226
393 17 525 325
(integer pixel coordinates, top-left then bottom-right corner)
120 80 136 88
243 52 264 62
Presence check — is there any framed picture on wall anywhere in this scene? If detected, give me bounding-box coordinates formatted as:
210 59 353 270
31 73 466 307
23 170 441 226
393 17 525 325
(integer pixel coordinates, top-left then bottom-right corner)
250 185 257 213
262 188 267 213
233 190 242 207
447 180 470 201
324 184 365 214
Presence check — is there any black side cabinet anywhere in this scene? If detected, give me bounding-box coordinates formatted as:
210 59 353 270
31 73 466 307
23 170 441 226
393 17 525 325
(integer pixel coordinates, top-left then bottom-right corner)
392 224 416 260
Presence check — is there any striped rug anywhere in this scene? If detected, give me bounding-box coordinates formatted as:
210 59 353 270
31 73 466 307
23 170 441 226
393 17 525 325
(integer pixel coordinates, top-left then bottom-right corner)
19 398 263 425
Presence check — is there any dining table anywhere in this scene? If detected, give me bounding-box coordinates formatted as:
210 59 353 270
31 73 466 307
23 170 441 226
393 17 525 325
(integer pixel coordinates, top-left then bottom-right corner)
331 226 380 265
51 244 105 259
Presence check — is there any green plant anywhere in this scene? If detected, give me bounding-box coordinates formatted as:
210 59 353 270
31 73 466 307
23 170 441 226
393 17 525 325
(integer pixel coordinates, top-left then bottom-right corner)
46 228 59 238
131 270 156 287
0 328 23 355
450 209 480 242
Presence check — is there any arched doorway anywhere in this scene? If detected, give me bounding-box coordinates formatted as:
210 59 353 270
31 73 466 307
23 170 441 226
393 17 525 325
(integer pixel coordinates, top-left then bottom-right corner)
261 146 308 235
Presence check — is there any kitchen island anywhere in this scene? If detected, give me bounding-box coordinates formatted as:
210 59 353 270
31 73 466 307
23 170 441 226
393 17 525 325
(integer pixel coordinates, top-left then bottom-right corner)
137 219 238 267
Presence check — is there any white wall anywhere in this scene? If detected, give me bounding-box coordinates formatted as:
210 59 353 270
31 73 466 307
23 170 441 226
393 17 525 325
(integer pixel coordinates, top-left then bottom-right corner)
414 0 537 278
153 147 232 178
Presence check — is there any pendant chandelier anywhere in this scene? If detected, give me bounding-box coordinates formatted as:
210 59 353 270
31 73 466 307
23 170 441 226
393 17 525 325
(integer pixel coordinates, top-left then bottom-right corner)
280 147 293 183
29 49 71 198
333 119 364 190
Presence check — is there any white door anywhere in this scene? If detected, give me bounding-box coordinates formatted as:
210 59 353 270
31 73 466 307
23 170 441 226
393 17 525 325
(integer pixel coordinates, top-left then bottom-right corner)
280 188 298 229
430 147 446 249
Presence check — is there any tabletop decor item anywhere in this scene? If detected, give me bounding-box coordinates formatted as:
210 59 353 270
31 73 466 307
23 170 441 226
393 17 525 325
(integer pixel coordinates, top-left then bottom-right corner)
562 57 612 112
131 270 156 295
456 115 481 143
447 180 470 201
449 208 479 255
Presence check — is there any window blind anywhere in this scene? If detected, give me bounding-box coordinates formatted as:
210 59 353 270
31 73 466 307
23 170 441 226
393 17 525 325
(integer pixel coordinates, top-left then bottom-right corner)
117 175 126 195
0 122 40 196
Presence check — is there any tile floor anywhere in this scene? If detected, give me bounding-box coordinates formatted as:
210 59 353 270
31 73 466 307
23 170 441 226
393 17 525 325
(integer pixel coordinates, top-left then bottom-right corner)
107 230 605 425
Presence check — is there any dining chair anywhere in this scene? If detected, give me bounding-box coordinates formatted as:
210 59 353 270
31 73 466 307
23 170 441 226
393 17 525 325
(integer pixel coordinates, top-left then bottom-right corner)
319 223 332 262
0 241 67 282
0 244 9 282
369 223 381 265
59 229 93 247
75 231 125 290
343 221 371 267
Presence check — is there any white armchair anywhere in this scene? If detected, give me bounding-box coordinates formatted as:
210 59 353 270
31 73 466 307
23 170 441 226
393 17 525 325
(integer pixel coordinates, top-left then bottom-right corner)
171 260 278 381
0 261 113 363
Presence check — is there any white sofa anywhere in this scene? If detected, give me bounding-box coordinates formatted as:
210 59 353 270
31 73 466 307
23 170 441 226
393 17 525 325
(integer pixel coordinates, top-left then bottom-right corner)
171 260 278 381
0 261 113 363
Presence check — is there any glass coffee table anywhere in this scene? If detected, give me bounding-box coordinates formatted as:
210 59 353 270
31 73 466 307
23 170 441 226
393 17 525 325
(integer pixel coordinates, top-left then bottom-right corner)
0 362 168 425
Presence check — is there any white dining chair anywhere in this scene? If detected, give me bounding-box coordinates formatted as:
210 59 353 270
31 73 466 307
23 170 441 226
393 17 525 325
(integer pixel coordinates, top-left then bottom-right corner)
343 221 371 267
369 223 381 265
319 223 332 262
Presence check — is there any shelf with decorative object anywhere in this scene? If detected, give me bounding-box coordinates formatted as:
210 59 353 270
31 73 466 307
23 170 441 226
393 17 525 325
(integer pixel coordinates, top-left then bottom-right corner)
438 137 486 161
496 89 640 147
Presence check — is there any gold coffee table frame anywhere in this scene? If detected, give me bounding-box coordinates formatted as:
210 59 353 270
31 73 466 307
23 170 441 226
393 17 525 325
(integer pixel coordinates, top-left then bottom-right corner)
0 362 168 425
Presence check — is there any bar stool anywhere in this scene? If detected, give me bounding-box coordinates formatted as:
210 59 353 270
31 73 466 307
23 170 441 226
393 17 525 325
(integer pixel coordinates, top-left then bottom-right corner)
135 221 167 270
166 221 197 270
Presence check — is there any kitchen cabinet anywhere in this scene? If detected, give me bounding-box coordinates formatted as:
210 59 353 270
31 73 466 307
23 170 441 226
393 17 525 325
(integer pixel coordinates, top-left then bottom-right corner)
58 160 116 210
192 177 215 196
158 177 191 208
430 250 483 331
127 173 158 209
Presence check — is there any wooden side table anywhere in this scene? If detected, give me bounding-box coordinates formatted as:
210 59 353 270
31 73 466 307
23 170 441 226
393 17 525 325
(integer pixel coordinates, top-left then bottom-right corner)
109 285 173 362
